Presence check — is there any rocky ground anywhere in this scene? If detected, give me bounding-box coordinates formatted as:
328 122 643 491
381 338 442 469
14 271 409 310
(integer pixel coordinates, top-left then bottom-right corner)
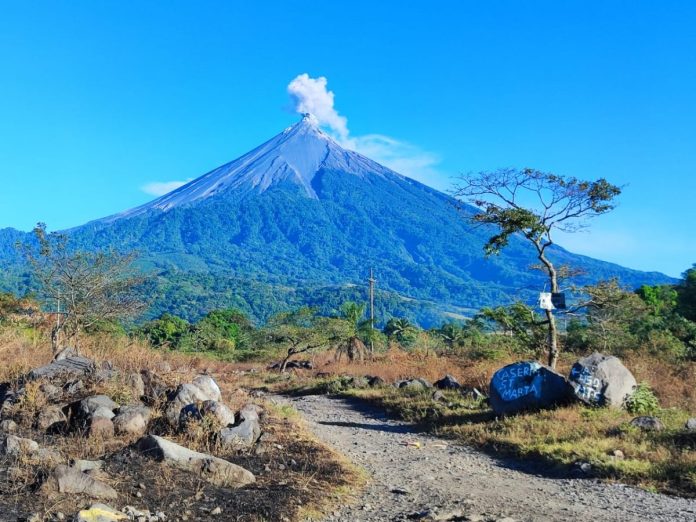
281 394 696 522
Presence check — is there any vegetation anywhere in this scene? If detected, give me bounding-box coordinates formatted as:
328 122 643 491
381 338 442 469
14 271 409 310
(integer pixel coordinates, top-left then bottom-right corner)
453 168 622 368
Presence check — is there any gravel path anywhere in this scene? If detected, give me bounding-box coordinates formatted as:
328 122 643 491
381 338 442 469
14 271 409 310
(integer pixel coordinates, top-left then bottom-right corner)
279 394 696 522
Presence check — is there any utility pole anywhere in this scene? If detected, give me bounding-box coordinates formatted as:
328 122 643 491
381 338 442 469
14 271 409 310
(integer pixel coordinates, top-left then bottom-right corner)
368 268 376 355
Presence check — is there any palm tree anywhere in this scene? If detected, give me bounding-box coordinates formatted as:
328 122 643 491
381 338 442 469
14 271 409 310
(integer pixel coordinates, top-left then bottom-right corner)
334 302 372 362
384 317 417 347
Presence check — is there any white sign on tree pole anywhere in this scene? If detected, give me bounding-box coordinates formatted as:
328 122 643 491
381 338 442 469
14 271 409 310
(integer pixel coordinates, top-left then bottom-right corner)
538 292 555 311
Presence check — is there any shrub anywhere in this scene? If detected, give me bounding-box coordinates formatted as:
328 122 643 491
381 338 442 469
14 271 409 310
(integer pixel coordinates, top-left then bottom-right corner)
625 382 660 414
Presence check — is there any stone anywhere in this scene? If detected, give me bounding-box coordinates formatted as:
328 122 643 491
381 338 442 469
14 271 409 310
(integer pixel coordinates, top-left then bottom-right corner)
113 405 151 437
34 447 64 465
37 405 68 432
432 390 446 402
366 375 386 387
80 395 119 417
89 416 115 438
568 352 637 408
76 503 128 521
1 434 39 456
72 459 104 472
434 374 462 390
612 449 625 459
93 406 116 420
685 418 696 432
126 372 146 398
165 383 210 425
395 378 432 391
40 382 63 401
0 419 17 433
211 507 222 515
199 400 236 427
219 404 262 448
192 374 222 402
41 465 118 499
28 356 95 381
137 434 255 488
630 416 665 431
489 361 572 416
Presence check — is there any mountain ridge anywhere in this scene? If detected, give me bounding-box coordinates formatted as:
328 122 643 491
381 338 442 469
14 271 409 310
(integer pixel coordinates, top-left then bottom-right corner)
0 116 676 325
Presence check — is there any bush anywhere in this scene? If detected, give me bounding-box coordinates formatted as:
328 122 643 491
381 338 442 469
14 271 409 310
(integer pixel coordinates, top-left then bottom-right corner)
625 382 660 414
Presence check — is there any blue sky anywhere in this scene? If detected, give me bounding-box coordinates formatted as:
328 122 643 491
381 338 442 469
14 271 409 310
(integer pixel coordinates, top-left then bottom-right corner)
0 1 694 277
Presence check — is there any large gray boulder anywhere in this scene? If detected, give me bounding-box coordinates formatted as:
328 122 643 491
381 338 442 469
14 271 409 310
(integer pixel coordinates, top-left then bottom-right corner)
219 404 262 448
80 395 119 418
568 353 637 408
165 383 210 425
489 361 572 415
137 434 255 487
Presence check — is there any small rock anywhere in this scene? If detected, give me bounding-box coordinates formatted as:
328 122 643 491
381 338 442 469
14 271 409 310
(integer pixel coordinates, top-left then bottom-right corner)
432 390 446 402
612 449 625 459
630 415 664 431
434 374 462 390
126 372 146 398
1 434 39 457
72 459 105 472
113 405 151 437
37 405 68 432
0 419 17 433
89 416 115 438
41 464 118 499
395 378 432 391
211 507 222 516
685 418 696 432
80 395 119 418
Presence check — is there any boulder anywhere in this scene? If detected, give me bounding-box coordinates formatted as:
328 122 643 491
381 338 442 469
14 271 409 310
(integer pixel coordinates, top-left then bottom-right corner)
199 400 236 427
434 374 462 390
1 434 39 457
686 418 696 432
630 416 664 432
219 404 262 448
113 405 151 437
140 370 168 402
489 361 572 416
80 395 119 418
33 447 63 466
28 356 95 381
192 374 222 402
568 352 637 408
41 464 118 499
76 504 127 522
37 405 68 432
165 383 210 425
395 378 433 391
137 434 255 488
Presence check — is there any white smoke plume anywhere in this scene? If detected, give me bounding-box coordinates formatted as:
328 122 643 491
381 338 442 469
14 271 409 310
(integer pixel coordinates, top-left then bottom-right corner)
288 73 441 185
287 73 348 140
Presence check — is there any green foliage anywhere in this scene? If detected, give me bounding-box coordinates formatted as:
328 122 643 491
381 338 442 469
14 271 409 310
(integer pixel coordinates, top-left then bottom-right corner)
677 265 696 322
138 313 191 349
624 383 660 414
477 302 546 355
383 317 418 347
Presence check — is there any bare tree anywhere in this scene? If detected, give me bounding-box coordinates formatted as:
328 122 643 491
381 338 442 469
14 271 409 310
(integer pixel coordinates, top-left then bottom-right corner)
453 168 621 368
21 223 144 354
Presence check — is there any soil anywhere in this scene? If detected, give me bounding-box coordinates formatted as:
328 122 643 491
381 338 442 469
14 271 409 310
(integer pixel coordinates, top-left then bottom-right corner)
281 394 696 522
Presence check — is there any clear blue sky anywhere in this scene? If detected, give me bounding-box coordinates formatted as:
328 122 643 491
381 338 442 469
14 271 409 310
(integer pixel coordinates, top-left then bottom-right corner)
1 1 694 277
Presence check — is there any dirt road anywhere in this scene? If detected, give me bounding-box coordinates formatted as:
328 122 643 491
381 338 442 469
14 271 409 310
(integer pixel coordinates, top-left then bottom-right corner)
280 394 696 522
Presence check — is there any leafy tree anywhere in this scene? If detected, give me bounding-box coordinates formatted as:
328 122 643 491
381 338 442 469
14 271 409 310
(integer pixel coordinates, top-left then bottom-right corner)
383 317 418 347
477 302 547 355
139 313 191 349
263 307 333 372
453 168 621 368
22 223 144 353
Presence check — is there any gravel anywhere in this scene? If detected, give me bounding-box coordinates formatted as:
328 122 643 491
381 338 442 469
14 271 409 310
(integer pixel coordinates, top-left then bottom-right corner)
278 394 696 522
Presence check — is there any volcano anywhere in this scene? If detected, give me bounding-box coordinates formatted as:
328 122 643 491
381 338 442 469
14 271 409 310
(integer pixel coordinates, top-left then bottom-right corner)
0 115 674 325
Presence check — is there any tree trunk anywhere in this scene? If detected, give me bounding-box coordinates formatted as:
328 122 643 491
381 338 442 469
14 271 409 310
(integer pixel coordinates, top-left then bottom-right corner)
538 243 560 369
279 349 295 373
